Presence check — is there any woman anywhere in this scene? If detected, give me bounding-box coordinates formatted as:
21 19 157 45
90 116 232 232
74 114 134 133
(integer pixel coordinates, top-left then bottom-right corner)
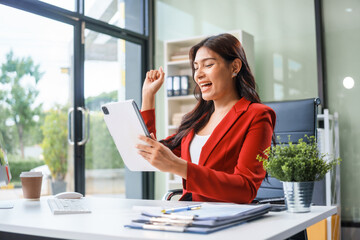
136 33 276 204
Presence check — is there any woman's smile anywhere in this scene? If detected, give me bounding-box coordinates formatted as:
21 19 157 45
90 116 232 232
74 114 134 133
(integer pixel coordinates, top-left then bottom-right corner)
198 81 212 92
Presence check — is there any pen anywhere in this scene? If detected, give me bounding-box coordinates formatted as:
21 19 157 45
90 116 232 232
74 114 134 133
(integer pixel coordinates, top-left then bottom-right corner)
161 204 202 214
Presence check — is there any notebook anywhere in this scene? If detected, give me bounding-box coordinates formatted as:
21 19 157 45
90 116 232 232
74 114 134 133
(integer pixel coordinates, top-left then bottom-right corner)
102 100 158 171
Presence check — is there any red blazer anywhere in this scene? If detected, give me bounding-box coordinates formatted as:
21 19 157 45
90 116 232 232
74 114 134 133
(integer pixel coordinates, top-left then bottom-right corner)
141 98 276 204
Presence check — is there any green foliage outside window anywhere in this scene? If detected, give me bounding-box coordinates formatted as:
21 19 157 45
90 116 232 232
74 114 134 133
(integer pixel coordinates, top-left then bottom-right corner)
41 107 68 181
0 148 5 166
257 135 341 182
0 106 16 154
86 91 117 111
84 90 123 169
0 50 44 158
7 155 44 183
85 112 124 169
0 49 123 177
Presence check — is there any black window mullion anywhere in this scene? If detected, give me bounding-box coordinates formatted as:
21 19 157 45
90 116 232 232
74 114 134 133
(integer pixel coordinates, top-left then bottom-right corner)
74 20 86 195
76 0 84 15
142 0 155 200
314 0 327 108
83 17 148 43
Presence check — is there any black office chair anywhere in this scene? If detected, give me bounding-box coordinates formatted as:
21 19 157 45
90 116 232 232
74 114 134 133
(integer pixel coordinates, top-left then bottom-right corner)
253 98 321 204
163 98 321 203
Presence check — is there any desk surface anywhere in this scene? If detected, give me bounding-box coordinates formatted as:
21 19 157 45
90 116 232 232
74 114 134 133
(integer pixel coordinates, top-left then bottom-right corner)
0 197 337 240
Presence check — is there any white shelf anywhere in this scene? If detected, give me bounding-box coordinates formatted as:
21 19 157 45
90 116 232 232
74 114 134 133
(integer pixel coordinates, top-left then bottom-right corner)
167 60 190 67
168 179 182 184
167 95 195 101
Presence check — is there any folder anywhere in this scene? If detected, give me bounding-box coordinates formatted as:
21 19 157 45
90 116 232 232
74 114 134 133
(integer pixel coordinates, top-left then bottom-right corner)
166 76 173 96
125 203 271 234
180 75 189 95
172 76 181 96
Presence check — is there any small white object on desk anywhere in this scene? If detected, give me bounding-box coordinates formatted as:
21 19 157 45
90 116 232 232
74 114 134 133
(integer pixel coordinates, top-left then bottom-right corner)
55 191 83 199
0 201 14 209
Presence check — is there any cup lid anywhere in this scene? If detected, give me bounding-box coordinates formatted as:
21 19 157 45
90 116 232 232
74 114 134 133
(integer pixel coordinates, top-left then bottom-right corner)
20 171 43 177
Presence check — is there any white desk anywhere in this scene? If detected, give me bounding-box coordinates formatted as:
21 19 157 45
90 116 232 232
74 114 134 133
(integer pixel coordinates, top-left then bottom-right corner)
0 197 337 240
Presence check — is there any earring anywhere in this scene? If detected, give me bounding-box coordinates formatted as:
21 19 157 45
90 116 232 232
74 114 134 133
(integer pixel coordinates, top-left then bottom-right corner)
232 72 237 77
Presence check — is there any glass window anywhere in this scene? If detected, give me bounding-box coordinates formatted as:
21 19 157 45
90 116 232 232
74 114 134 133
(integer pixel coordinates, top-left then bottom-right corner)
85 0 144 34
0 5 74 200
84 30 142 197
155 0 317 102
154 0 318 199
39 0 76 11
323 0 360 223
0 0 150 200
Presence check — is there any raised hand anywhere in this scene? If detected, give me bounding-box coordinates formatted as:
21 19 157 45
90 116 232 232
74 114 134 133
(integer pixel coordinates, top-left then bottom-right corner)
143 67 165 97
141 67 165 111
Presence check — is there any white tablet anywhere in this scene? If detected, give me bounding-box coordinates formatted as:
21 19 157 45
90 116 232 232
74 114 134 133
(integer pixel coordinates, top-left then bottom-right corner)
101 100 158 171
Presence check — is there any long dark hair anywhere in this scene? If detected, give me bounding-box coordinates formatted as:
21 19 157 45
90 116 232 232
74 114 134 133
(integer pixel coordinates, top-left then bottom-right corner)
161 33 261 149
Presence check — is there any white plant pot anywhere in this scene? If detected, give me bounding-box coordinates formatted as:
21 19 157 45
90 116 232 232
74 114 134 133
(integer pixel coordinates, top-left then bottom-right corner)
283 181 314 213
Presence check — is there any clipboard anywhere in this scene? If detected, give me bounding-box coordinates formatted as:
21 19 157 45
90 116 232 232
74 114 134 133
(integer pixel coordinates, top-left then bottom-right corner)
102 100 158 172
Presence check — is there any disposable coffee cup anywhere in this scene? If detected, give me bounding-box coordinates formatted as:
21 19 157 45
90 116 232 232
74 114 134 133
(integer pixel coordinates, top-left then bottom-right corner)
20 171 43 200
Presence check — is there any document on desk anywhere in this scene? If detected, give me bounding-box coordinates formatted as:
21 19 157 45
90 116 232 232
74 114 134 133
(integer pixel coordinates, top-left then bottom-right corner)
125 203 271 234
102 100 159 171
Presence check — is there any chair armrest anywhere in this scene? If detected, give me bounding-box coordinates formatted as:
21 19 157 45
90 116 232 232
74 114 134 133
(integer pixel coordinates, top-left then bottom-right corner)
257 197 285 205
162 189 183 201
252 197 286 212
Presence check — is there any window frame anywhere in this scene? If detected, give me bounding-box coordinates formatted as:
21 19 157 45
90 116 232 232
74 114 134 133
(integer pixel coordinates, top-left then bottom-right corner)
0 0 154 199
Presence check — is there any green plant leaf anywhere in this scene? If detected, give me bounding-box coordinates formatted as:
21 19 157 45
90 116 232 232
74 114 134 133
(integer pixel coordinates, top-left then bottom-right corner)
257 135 341 182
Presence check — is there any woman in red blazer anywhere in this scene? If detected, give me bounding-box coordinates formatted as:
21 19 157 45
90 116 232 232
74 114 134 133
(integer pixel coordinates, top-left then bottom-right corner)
137 33 276 204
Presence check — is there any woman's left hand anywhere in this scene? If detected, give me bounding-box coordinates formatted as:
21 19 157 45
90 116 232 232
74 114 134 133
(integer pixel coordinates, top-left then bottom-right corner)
136 134 187 179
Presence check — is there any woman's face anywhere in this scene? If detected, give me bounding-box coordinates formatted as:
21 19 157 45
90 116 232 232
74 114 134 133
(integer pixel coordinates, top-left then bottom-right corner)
193 47 238 102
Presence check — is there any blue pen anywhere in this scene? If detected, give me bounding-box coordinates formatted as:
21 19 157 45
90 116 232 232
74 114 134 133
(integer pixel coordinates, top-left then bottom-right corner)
161 204 202 214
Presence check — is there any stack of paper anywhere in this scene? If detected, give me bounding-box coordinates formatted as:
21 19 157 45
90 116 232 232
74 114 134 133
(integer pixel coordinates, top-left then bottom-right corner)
125 203 271 234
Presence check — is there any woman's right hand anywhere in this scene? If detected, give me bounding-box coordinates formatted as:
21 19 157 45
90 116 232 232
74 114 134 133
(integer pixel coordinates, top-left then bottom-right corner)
143 67 165 97
141 67 165 111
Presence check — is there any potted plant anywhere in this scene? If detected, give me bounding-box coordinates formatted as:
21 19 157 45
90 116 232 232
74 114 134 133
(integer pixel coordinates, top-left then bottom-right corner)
41 107 68 194
257 135 341 213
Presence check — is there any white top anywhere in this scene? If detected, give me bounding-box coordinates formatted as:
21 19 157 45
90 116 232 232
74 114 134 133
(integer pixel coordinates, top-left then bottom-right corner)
0 197 337 240
190 134 210 165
